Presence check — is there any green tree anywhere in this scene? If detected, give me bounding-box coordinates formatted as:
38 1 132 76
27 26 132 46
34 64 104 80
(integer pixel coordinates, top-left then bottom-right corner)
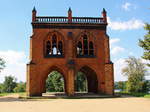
0 58 5 72
46 71 64 92
13 82 26 93
139 23 150 67
0 83 4 93
75 72 87 92
3 76 17 93
122 57 148 93
115 81 126 91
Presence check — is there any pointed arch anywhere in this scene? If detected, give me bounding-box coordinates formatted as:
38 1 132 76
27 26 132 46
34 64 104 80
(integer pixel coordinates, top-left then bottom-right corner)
76 31 95 57
75 66 98 93
44 31 64 57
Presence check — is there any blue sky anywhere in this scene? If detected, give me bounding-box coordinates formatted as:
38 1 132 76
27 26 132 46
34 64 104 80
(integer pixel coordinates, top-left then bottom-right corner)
0 0 150 82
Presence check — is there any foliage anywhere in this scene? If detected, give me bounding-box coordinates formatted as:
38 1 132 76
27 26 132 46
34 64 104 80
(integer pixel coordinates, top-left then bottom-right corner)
115 81 126 91
75 72 87 92
2 76 17 93
46 71 88 93
0 58 5 72
117 91 150 98
142 80 150 93
13 82 26 93
46 71 64 92
122 56 148 93
139 23 150 67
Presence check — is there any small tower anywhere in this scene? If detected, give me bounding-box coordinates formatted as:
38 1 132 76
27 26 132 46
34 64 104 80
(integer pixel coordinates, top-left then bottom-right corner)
68 7 72 23
32 7 37 22
102 8 107 23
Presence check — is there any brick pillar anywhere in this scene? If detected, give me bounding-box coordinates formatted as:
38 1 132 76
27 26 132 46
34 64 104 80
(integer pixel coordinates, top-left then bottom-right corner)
104 63 114 95
26 62 42 96
66 31 75 96
67 68 75 96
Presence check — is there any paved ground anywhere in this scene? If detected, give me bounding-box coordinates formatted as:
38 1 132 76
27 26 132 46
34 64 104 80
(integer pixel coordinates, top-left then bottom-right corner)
0 94 150 112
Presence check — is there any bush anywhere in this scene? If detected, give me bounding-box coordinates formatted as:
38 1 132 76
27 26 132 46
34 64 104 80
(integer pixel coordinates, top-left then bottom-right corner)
13 82 26 93
3 76 17 93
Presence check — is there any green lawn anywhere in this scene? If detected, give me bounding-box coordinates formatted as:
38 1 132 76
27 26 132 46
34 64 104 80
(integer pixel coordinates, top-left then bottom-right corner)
0 92 26 97
0 93 14 96
116 91 150 98
144 94 150 98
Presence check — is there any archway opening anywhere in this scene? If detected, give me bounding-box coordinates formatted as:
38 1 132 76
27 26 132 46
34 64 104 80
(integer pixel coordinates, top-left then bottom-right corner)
75 66 98 94
75 72 88 93
45 71 65 95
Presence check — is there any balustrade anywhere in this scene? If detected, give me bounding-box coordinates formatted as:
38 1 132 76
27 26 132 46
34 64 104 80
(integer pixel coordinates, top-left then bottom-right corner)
35 16 105 24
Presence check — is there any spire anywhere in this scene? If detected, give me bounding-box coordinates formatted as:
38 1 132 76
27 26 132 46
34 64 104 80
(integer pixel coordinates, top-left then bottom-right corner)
102 8 107 23
68 7 72 23
68 7 72 12
32 6 37 22
32 6 36 12
102 8 106 13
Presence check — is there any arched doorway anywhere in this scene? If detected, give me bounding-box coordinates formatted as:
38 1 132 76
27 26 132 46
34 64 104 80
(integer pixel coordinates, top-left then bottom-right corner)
75 66 98 94
42 70 66 96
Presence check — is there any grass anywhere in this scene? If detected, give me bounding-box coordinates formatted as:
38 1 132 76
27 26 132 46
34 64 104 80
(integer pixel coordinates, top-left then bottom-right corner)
0 92 26 97
144 94 150 98
116 91 150 98
0 93 12 96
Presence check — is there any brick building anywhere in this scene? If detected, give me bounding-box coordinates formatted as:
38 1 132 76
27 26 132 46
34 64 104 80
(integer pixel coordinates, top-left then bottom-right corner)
26 7 114 96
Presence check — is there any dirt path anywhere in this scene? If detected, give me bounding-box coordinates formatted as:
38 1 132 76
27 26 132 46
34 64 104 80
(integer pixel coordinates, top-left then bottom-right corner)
0 94 150 112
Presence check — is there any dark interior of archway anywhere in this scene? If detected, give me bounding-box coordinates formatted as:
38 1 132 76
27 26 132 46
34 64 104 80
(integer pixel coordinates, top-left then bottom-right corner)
46 71 65 92
75 66 98 93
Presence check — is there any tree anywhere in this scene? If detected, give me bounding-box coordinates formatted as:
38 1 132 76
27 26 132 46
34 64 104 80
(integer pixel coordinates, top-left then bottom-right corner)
3 76 17 93
13 82 26 93
75 72 87 92
139 23 150 67
122 57 148 93
0 58 5 72
46 71 64 92
115 81 126 91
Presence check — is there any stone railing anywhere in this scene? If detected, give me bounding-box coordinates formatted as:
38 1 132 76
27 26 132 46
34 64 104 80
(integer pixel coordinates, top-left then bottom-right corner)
35 16 105 24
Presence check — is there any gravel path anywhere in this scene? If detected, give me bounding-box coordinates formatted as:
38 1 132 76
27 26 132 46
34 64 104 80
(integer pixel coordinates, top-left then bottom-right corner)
0 94 150 112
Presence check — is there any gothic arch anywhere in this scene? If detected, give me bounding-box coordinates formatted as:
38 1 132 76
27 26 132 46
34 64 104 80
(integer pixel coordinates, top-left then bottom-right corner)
43 31 65 57
75 31 96 57
75 65 98 93
42 65 67 93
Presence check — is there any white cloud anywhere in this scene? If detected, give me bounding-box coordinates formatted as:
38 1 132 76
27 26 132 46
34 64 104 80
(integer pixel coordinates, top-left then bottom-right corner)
110 38 120 46
114 58 127 81
111 46 125 55
0 50 27 83
122 2 131 11
110 38 125 56
108 17 144 30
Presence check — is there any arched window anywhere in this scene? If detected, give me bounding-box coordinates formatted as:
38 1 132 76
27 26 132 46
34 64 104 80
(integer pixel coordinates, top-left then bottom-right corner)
45 34 64 57
89 41 94 56
46 41 51 55
76 34 94 57
83 35 88 55
58 41 63 55
77 41 82 55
